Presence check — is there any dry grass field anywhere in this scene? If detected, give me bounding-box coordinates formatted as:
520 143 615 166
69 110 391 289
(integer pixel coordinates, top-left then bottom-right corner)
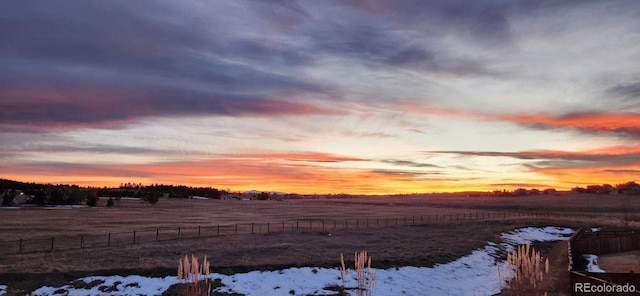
1 192 638 241
1 192 639 295
597 250 640 273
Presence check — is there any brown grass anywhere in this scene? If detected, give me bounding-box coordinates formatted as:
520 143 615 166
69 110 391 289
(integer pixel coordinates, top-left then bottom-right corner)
2 192 638 242
596 250 640 273
1 192 638 294
177 254 211 296
500 243 549 296
340 250 377 296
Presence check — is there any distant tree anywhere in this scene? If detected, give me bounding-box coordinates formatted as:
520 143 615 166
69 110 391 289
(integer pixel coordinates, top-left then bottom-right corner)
85 190 99 207
571 186 587 194
31 190 47 205
257 192 270 200
141 191 160 204
2 190 15 206
616 181 640 195
48 187 66 205
67 190 85 205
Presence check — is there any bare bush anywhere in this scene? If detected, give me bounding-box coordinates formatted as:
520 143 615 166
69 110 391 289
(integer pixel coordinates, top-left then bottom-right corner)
177 254 211 296
340 250 377 296
498 243 549 296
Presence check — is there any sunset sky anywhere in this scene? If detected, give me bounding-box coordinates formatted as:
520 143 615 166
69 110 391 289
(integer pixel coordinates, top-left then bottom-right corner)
2 1 640 194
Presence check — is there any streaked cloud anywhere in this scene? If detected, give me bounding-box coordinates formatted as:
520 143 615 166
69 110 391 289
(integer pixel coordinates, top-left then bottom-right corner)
497 112 640 138
2 0 640 193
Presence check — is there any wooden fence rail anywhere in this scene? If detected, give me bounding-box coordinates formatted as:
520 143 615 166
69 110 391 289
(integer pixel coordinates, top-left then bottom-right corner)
0 210 592 256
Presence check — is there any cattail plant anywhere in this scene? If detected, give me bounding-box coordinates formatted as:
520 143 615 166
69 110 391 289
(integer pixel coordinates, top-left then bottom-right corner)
498 243 549 296
340 250 377 296
178 254 211 296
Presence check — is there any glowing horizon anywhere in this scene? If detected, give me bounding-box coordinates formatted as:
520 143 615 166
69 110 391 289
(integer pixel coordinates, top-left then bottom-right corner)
2 1 640 194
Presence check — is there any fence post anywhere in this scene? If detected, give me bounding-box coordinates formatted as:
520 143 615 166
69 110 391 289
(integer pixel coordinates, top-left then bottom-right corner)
296 221 299 232
251 223 254 234
217 225 220 236
267 222 270 233
198 226 201 237
108 233 111 247
309 220 312 231
19 238 23 253
282 221 285 232
178 227 181 239
133 231 136 244
356 218 359 229
156 228 159 241
50 236 54 252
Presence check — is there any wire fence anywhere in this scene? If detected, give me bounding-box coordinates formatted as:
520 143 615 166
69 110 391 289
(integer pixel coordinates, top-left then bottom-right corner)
0 211 602 255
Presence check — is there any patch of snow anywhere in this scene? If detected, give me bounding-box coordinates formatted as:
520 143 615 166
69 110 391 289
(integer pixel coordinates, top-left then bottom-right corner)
590 227 601 232
31 275 178 296
190 196 208 200
583 254 606 273
0 284 7 295
42 205 86 210
24 226 575 296
501 226 573 245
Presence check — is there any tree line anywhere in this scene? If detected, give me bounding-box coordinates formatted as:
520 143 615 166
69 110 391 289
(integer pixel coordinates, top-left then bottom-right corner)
571 181 640 195
0 179 226 207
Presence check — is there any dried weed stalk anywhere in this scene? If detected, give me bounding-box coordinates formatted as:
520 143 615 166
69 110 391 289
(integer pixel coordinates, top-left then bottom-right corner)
340 250 377 296
498 243 549 296
177 254 211 296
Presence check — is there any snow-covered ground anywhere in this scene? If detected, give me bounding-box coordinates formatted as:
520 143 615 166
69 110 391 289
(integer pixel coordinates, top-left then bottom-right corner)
584 254 606 273
5 226 574 296
0 285 7 295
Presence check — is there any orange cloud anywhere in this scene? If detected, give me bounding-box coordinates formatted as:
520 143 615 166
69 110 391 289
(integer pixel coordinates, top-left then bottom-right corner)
7 147 640 194
426 144 640 190
497 112 640 135
530 165 640 187
399 101 640 137
1 151 501 194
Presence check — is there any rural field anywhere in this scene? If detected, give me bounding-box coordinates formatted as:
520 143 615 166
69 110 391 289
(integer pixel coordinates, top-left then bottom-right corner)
1 192 639 295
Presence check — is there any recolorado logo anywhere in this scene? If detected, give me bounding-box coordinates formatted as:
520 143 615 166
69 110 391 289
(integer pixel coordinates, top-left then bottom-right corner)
574 282 637 293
